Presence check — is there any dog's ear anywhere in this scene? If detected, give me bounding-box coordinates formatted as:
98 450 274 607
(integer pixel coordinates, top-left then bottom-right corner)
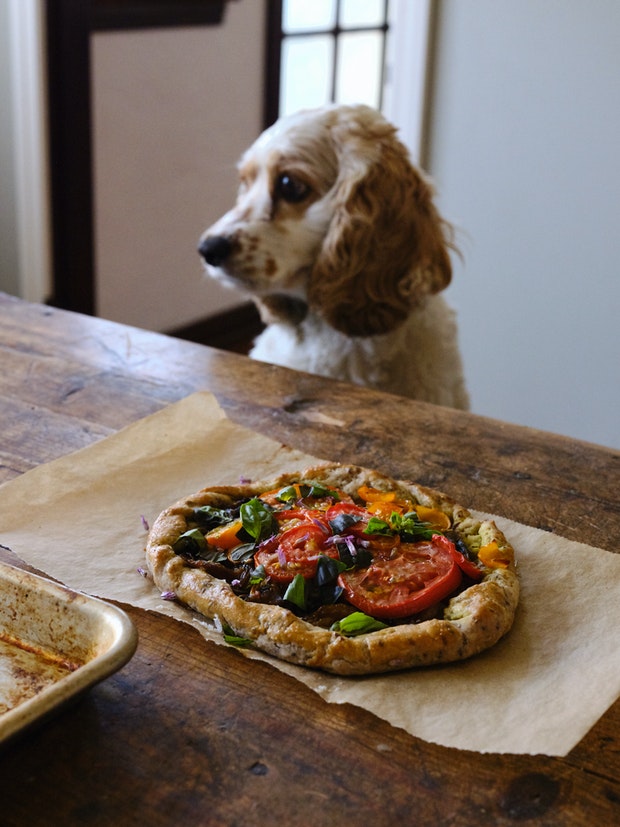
307 108 453 337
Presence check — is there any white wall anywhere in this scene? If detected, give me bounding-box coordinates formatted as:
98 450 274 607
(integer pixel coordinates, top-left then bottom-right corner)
92 0 266 331
428 0 620 450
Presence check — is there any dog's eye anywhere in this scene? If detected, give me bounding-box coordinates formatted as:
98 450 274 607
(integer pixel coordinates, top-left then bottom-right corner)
275 173 310 204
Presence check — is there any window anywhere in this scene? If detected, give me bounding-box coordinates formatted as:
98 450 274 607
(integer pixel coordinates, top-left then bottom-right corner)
265 1 432 165
268 0 390 119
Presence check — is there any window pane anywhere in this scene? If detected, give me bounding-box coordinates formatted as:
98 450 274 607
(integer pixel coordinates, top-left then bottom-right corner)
335 31 383 108
280 36 334 115
283 0 336 33
340 0 386 29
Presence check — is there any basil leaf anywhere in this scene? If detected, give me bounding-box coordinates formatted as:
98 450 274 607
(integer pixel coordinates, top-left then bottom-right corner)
199 549 228 564
221 622 253 647
276 485 299 503
283 573 307 610
315 555 347 587
249 564 266 585
305 482 340 500
172 528 207 556
223 634 253 647
315 556 346 605
318 582 344 605
336 542 372 570
393 511 435 541
276 482 340 502
364 516 394 536
328 512 362 534
331 612 388 636
240 498 277 542
227 543 256 563
192 505 236 529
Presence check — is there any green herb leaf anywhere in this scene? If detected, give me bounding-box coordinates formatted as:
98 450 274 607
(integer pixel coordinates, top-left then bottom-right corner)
305 482 340 500
172 528 207 556
283 573 307 610
200 549 228 564
249 564 266 585
315 554 347 587
240 498 277 542
222 622 253 647
364 516 394 536
223 633 254 647
276 482 340 502
192 504 236 529
276 484 302 502
227 543 256 563
328 512 362 534
331 612 388 636
336 542 372 570
391 511 436 541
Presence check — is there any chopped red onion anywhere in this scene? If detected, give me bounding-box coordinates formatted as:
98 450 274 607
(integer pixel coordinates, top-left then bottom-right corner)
344 536 357 555
311 517 330 534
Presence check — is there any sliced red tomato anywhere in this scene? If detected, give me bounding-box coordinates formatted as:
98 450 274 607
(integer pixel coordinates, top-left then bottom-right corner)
436 534 484 581
337 537 463 619
254 523 335 583
273 507 329 528
325 502 376 537
326 501 400 556
260 485 352 510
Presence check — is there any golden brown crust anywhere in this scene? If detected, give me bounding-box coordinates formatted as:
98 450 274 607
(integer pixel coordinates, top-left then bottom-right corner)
145 463 519 675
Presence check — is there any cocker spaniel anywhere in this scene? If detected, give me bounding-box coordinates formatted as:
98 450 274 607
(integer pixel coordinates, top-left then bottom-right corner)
198 104 469 409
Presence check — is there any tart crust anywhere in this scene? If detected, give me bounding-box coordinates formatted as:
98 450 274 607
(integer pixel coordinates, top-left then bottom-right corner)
145 463 519 675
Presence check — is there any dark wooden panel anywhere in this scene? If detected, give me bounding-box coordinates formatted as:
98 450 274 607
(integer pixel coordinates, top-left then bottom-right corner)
92 0 229 31
45 0 95 314
44 0 239 316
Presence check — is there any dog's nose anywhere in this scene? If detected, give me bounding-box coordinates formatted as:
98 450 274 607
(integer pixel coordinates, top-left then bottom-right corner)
198 235 232 267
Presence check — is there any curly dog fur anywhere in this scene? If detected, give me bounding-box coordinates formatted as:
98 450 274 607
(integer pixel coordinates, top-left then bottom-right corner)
199 104 468 409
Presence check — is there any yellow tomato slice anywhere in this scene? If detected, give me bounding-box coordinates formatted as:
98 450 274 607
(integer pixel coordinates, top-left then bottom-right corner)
357 485 397 503
478 540 512 569
367 501 398 521
206 519 244 549
415 505 451 531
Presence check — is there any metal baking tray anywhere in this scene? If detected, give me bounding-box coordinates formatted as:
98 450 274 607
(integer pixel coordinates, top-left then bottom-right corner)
0 560 138 745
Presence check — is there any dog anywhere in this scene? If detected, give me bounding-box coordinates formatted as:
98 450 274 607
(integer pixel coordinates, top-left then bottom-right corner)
198 104 469 409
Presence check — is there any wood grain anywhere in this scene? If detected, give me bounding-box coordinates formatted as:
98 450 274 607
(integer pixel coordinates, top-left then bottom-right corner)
1 292 619 826
1 604 618 827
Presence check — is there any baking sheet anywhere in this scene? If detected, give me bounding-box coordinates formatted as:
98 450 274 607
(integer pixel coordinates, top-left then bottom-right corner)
0 561 137 745
0 391 619 756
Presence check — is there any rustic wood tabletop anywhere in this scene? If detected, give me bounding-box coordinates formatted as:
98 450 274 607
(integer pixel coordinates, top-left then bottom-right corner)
0 292 618 826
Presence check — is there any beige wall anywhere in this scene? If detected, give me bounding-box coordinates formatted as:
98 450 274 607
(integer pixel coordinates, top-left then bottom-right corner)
92 0 266 331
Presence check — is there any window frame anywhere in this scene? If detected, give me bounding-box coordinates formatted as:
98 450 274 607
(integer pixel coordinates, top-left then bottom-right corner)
44 0 232 315
264 0 390 127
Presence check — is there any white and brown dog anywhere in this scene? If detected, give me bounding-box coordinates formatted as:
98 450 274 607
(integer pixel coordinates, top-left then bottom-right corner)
198 104 468 409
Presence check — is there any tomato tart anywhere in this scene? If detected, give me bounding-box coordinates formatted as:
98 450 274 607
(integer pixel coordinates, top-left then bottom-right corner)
145 463 519 675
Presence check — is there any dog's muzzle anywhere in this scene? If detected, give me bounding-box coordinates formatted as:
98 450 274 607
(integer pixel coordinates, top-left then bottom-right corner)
198 235 232 267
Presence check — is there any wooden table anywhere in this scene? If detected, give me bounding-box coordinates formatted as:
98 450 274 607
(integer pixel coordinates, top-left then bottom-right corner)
0 291 618 826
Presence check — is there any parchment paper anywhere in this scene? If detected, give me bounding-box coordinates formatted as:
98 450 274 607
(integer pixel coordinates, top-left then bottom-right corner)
1 392 619 756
